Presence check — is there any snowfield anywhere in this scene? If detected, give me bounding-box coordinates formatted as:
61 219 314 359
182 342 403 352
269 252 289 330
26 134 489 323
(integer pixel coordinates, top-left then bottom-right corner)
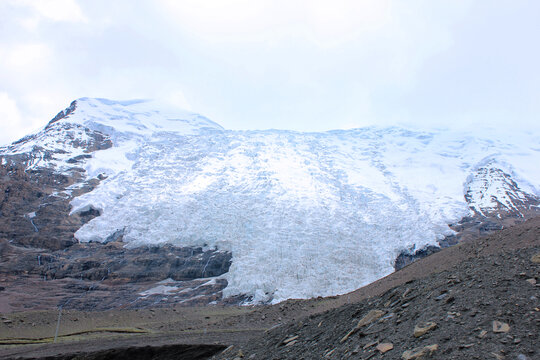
5 98 540 303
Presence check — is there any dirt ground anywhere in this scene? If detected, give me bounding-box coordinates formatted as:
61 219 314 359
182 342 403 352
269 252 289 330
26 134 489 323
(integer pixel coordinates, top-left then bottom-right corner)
1 217 538 359
214 235 540 359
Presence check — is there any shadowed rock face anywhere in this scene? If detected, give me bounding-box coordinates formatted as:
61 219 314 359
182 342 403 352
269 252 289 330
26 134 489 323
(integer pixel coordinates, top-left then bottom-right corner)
45 100 77 129
395 210 540 270
1 241 231 283
0 238 233 311
0 102 113 250
0 160 101 250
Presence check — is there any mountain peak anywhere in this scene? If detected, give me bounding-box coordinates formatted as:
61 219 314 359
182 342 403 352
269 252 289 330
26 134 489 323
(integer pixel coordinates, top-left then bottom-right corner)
47 97 224 139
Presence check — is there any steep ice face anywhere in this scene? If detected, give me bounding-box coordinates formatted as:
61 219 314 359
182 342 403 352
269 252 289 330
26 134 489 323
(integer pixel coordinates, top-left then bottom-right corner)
67 114 539 303
72 130 455 303
4 98 539 304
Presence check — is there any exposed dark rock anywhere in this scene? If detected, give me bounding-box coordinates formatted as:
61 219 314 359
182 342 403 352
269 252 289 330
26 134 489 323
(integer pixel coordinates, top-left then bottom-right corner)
0 121 112 250
46 100 78 129
0 238 234 310
394 164 540 271
0 241 232 283
465 165 540 219
395 205 540 271
395 245 441 271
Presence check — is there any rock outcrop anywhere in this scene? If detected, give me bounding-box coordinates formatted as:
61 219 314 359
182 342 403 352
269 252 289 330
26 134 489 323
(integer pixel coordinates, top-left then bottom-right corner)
0 100 112 250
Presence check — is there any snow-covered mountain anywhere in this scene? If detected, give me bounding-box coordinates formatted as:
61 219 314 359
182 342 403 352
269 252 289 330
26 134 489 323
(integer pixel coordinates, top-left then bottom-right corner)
2 98 539 304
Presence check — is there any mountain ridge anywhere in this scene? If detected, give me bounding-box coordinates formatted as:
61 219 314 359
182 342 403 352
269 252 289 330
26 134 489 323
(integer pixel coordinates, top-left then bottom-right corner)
1 98 539 305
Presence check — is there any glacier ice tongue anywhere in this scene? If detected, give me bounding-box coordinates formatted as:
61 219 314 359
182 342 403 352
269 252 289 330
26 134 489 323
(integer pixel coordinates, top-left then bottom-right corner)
73 130 447 303
37 98 538 304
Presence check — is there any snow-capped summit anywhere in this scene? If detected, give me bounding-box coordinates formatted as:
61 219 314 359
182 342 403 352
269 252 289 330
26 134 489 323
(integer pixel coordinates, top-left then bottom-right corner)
2 97 222 176
53 97 223 137
1 98 539 304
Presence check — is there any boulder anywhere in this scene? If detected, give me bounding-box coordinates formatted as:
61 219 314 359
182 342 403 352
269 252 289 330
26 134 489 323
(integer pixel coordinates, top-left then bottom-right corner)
402 344 438 360
376 343 394 353
413 321 437 338
492 321 510 333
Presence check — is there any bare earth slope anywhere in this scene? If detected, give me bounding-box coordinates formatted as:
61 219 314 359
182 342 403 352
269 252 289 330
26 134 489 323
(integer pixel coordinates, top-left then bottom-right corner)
212 217 540 360
1 217 538 360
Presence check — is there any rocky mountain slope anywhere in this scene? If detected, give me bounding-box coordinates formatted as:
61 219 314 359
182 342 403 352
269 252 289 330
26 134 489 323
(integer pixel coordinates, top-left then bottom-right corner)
1 98 539 308
213 218 540 360
1 213 538 360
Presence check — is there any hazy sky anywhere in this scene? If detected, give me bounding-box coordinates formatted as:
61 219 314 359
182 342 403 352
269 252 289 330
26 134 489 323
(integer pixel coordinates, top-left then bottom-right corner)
1 0 539 145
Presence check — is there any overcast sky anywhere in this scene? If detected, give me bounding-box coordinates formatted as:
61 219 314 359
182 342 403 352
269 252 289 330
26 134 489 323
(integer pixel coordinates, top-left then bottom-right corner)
0 0 539 145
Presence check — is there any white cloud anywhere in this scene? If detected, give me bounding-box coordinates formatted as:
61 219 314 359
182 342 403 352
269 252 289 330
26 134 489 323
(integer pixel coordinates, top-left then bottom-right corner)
19 0 87 23
0 93 24 145
0 0 538 145
6 0 87 31
0 43 51 69
302 0 393 48
165 90 192 111
0 92 63 146
157 0 392 47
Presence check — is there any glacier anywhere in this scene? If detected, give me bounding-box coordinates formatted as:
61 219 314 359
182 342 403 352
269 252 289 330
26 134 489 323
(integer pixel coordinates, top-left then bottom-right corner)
10 98 540 304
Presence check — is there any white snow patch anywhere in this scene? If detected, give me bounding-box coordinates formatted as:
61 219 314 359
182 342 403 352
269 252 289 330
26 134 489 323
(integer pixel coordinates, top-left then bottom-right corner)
157 278 176 285
139 285 179 297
